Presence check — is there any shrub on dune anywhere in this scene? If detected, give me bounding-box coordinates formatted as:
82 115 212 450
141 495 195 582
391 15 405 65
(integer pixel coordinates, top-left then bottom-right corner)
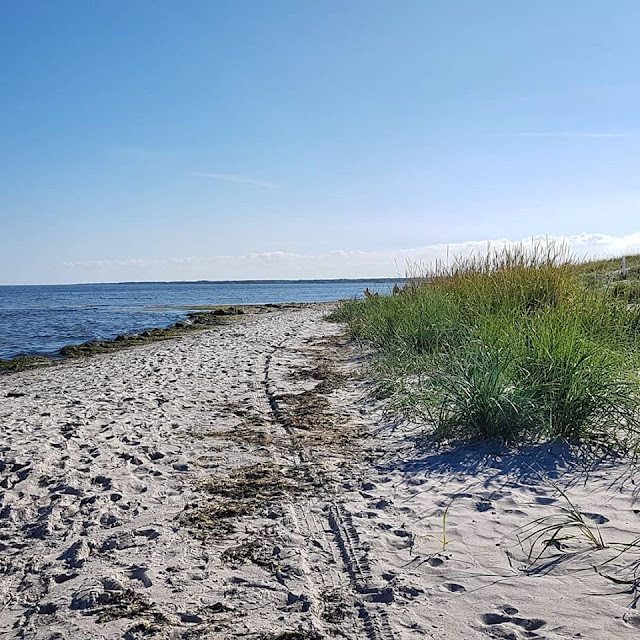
329 242 640 450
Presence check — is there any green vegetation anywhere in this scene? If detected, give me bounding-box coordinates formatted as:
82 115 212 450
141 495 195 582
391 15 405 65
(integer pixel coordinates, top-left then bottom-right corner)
518 480 607 566
0 354 53 373
330 243 640 449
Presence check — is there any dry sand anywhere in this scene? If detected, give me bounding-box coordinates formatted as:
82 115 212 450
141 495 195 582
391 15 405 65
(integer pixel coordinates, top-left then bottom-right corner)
1 304 639 639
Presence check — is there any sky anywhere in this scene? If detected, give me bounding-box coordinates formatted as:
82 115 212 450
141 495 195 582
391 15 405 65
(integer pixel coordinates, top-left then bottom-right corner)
1 1 640 284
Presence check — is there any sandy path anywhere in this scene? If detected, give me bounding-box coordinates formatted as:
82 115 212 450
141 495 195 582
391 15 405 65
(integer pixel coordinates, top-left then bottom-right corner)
2 305 640 639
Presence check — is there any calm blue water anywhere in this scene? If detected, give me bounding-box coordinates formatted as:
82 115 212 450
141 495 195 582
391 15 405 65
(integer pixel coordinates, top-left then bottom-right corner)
0 280 395 359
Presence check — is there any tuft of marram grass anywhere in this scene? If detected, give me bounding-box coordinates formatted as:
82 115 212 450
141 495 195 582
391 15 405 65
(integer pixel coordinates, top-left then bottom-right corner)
329 242 640 449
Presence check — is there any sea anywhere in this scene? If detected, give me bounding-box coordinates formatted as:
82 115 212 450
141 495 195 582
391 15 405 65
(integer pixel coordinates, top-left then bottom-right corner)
0 280 396 359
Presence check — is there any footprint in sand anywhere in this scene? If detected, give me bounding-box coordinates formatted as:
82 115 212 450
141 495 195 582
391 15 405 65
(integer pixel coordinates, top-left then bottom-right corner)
480 605 546 636
100 513 122 528
623 615 640 629
128 565 153 587
134 528 160 541
581 512 609 525
91 474 113 490
59 539 93 568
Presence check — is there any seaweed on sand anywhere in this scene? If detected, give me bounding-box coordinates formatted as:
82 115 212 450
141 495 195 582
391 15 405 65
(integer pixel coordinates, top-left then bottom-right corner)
259 632 324 640
89 589 167 624
58 309 239 358
221 527 282 572
287 360 350 394
0 355 52 373
0 307 246 374
180 463 314 537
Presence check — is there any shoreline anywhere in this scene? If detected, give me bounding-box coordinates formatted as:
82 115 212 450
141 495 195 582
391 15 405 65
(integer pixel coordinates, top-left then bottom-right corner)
0 277 406 287
0 301 331 374
1 305 639 638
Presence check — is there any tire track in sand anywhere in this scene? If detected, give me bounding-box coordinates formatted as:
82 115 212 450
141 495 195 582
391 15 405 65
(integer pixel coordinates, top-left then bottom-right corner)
263 332 397 640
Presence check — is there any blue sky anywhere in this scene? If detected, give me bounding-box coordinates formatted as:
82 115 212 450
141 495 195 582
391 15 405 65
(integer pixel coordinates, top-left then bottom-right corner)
2 1 640 283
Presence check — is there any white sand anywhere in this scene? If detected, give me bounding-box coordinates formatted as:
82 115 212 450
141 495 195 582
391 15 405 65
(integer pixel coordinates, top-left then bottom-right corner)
1 304 639 639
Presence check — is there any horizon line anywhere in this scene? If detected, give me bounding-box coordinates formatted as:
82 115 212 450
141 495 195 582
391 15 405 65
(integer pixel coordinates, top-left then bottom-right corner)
0 276 408 287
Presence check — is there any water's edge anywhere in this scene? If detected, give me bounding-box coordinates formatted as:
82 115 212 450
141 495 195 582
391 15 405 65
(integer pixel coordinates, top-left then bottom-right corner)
0 302 320 375
0 280 392 359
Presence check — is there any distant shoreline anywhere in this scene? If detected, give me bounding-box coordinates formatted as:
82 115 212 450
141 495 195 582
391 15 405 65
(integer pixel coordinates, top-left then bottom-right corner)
0 277 408 288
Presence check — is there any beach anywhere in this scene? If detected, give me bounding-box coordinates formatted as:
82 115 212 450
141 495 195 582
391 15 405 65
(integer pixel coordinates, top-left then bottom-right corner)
1 303 639 639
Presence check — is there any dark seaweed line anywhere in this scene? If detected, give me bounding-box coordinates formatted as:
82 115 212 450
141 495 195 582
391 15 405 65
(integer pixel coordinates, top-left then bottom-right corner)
0 307 246 375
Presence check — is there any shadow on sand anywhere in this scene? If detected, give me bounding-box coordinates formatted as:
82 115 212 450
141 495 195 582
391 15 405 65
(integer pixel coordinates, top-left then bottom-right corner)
376 429 638 494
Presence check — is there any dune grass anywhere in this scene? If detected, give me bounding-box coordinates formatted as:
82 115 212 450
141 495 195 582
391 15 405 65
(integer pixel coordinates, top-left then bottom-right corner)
330 243 640 449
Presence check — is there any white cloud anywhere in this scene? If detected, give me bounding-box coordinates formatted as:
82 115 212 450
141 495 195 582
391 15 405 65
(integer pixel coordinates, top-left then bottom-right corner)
192 172 277 189
61 231 640 282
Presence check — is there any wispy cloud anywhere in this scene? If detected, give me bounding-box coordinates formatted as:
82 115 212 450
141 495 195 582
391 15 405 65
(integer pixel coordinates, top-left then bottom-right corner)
62 232 640 282
192 172 278 189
